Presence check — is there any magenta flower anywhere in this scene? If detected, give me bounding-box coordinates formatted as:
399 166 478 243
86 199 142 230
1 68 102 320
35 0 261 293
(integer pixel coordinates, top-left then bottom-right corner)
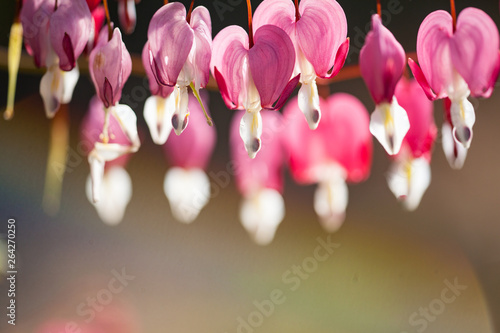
387 78 437 211
146 2 212 135
87 28 139 205
230 110 286 245
253 0 349 129
21 0 92 117
283 94 372 231
118 0 140 34
211 24 299 158
163 92 216 224
409 8 500 149
360 14 409 156
81 96 135 225
142 41 175 144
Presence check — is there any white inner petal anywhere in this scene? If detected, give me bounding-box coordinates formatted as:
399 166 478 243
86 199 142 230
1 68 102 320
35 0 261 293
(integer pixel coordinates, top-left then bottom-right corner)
387 154 431 211
60 63 79 104
370 98 410 155
144 95 174 145
85 167 132 225
240 188 285 246
164 167 211 224
172 85 190 135
450 98 475 149
239 110 263 158
442 122 468 170
313 164 348 232
298 80 321 130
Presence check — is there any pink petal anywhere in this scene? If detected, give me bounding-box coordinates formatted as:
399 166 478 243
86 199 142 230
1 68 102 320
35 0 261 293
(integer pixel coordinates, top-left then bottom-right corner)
164 92 216 169
395 77 437 160
118 0 137 34
142 42 174 98
265 74 300 111
253 0 296 36
283 94 372 184
89 28 132 107
49 0 92 71
214 67 237 109
359 14 405 104
408 58 438 101
249 25 295 108
416 10 454 99
211 25 250 110
296 0 347 77
190 6 212 89
450 8 500 98
231 110 285 195
20 0 54 68
147 2 194 87
321 38 349 79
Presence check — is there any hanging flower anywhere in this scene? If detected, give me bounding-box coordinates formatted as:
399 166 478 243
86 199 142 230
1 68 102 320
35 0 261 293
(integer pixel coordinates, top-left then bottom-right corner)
360 14 409 156
387 77 437 211
146 2 212 135
20 0 92 117
163 92 216 224
211 23 299 158
442 98 468 169
253 0 349 129
230 110 286 245
283 94 372 231
117 0 140 34
409 8 500 149
82 96 134 225
87 27 140 204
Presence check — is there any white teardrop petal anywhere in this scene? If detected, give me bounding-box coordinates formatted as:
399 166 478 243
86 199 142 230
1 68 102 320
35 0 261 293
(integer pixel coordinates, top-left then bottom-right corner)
172 86 190 136
111 104 141 151
164 167 210 224
86 167 132 225
60 63 79 104
144 95 174 145
40 66 62 118
88 149 105 203
370 98 410 155
387 156 431 211
239 188 285 246
314 175 348 233
450 98 475 149
442 122 468 170
239 110 263 159
298 80 321 130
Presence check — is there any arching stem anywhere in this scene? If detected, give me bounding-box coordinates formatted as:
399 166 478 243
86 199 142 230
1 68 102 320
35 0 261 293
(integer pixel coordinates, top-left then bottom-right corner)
450 0 457 32
246 0 254 48
103 0 113 41
186 0 195 24
294 0 300 21
377 0 381 17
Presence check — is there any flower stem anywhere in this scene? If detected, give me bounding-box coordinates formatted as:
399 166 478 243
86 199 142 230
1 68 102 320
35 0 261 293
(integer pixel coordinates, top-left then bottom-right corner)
186 0 195 24
450 0 457 32
164 0 168 4
377 0 381 17
246 0 253 48
103 0 113 41
190 82 213 127
54 0 58 11
294 0 300 21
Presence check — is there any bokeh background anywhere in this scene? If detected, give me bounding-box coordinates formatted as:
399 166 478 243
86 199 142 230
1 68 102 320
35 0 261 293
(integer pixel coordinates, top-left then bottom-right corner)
1 0 500 332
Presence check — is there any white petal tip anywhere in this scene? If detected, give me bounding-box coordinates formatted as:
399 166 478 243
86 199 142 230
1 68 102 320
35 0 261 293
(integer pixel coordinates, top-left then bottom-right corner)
240 111 263 159
370 101 410 156
240 188 285 246
314 174 349 233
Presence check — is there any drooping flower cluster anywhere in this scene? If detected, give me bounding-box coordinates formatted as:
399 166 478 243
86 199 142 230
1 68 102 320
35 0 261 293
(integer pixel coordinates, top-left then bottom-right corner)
5 0 500 243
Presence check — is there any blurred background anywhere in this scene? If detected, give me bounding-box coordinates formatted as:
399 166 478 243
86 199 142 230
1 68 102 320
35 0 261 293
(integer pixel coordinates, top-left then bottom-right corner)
1 0 500 332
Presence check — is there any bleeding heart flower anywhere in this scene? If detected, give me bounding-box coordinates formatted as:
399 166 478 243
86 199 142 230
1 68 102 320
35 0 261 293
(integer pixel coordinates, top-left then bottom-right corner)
20 0 92 117
283 93 372 232
409 8 500 149
387 77 437 211
163 92 216 224
117 0 140 34
442 98 468 170
147 2 212 135
81 96 137 225
360 14 409 156
230 110 286 245
211 24 299 158
89 27 132 109
253 0 349 129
